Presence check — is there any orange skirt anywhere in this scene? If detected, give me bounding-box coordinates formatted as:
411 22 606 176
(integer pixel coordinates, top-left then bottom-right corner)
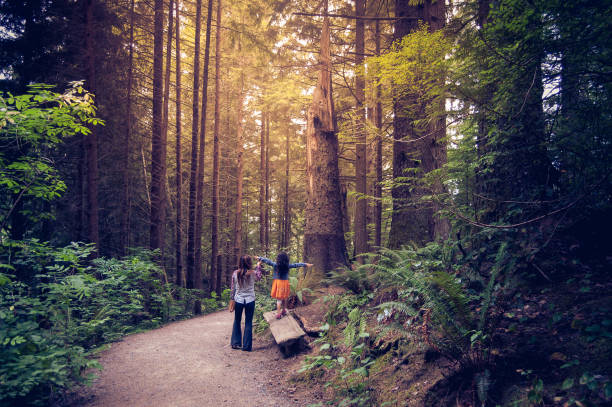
271 279 290 300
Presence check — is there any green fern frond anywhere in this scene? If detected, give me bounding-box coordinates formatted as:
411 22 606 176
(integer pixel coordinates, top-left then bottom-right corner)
429 271 473 326
359 316 367 335
344 323 356 347
376 301 418 317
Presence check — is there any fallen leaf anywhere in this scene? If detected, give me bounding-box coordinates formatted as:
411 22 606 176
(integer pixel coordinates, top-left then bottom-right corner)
550 352 567 361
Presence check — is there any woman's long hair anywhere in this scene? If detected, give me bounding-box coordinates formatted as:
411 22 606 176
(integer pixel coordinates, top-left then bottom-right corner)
276 251 289 275
237 255 252 285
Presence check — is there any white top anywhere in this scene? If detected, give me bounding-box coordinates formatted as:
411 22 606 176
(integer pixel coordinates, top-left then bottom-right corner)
230 267 262 304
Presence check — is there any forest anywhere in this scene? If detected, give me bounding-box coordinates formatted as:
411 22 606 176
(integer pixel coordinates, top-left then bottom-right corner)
0 0 610 406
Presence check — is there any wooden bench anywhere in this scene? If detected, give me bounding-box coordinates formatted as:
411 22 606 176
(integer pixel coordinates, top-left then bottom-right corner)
263 311 307 355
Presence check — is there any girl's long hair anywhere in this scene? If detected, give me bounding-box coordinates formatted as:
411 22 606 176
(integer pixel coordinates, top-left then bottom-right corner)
237 255 252 285
276 251 289 275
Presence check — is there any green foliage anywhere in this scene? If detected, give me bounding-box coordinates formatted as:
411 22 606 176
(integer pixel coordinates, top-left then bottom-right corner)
429 270 472 327
367 22 450 132
0 83 103 233
289 273 312 305
253 277 277 334
328 260 376 294
0 240 210 405
299 301 375 407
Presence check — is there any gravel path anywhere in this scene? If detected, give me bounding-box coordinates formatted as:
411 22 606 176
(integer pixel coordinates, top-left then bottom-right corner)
78 310 314 407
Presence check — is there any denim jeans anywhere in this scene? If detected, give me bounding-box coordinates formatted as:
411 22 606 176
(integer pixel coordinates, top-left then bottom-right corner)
231 300 255 351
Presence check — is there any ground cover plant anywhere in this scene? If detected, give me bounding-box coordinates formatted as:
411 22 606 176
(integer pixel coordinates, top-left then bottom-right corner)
0 240 226 406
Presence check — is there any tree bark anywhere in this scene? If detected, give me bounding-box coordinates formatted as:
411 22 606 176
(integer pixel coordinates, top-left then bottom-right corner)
85 0 99 253
194 0 214 291
304 3 348 284
121 0 135 256
186 0 202 289
162 0 174 172
265 114 270 252
174 0 184 287
281 127 290 248
353 0 368 260
150 0 166 252
388 0 447 248
157 0 174 260
211 0 222 294
374 19 383 249
233 77 245 283
259 111 266 251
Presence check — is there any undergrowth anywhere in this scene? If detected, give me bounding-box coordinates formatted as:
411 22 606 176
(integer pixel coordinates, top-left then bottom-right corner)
298 241 611 406
0 239 225 406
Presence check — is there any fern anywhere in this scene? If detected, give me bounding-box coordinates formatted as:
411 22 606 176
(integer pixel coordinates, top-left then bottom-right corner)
478 242 511 331
429 271 473 326
376 301 418 318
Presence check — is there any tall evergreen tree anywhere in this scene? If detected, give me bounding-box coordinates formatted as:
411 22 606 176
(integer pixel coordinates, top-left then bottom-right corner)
353 0 368 259
304 2 348 283
388 0 447 248
149 0 166 252
211 0 222 294
194 0 214 291
186 0 203 289
85 0 100 252
174 0 184 287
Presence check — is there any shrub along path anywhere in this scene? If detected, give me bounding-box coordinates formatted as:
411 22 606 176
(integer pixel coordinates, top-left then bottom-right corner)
74 310 313 407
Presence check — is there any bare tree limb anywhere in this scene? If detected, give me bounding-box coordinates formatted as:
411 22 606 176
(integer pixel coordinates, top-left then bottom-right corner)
293 12 417 21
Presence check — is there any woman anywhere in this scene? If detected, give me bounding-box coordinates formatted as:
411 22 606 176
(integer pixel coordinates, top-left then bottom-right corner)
230 255 263 351
257 252 312 319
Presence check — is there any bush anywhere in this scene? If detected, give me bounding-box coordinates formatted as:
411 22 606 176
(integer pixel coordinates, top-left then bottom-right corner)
0 240 212 406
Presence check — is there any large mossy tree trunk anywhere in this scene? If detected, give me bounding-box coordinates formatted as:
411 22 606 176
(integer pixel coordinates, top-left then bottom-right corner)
388 0 448 248
304 5 348 286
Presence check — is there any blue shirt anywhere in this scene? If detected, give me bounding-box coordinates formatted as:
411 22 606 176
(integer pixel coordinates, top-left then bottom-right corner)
259 257 307 281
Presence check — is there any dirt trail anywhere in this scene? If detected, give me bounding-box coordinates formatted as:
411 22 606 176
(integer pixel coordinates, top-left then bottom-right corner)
77 310 314 407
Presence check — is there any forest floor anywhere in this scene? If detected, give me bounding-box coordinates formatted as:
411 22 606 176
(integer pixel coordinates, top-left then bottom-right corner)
68 310 319 407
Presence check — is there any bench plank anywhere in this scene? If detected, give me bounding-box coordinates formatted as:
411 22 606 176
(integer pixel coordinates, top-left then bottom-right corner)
263 311 306 346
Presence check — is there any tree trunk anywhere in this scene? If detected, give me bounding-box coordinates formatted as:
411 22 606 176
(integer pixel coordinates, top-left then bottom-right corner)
158 0 174 260
233 77 245 282
121 0 135 256
211 0 222 294
77 139 85 242
174 0 184 287
194 0 214 291
281 128 290 248
353 0 368 260
186 0 202 289
388 0 447 247
374 19 383 248
265 114 270 252
150 0 166 252
259 111 266 251
162 0 174 142
85 0 99 253
304 4 348 284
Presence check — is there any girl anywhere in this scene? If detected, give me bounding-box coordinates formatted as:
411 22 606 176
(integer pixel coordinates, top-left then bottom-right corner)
230 255 263 351
257 252 312 319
